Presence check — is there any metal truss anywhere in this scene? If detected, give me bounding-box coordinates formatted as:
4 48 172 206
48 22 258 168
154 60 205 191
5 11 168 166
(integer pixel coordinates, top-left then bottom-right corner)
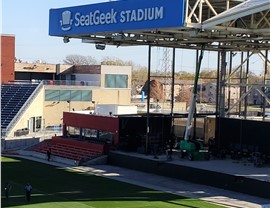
218 49 270 118
64 1 270 119
225 85 270 114
78 0 270 52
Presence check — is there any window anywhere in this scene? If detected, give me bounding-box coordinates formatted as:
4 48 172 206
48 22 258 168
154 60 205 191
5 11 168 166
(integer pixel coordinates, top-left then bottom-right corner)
70 90 82 101
45 90 92 101
105 74 128 88
45 90 60 101
82 91 91 101
60 90 70 101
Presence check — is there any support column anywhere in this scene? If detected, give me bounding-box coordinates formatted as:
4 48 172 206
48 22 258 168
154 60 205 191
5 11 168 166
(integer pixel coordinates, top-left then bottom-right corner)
227 51 233 116
238 52 244 117
146 45 152 154
170 48 176 139
244 51 250 119
262 50 269 120
219 50 227 117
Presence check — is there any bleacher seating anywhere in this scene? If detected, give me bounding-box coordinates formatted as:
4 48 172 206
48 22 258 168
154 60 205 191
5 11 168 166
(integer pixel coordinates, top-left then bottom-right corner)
1 84 38 130
31 137 106 163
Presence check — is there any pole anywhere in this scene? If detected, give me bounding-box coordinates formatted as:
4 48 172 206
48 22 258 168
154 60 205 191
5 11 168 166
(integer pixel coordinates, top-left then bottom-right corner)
146 45 152 154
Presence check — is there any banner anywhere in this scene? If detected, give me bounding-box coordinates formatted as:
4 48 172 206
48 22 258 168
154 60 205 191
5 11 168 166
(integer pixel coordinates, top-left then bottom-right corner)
49 0 185 36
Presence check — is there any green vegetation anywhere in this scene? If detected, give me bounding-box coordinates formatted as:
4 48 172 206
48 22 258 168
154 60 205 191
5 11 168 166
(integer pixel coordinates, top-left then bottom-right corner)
1 156 224 208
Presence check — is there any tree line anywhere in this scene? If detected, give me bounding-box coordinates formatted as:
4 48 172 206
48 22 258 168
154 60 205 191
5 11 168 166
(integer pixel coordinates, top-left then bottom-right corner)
62 54 264 85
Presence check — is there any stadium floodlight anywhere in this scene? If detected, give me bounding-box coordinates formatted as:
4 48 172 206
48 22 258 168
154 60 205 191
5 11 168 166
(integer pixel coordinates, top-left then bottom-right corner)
63 37 70 43
95 44 106 50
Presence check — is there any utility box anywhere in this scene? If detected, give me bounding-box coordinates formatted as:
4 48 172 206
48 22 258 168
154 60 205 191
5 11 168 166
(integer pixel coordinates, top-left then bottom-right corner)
95 104 137 116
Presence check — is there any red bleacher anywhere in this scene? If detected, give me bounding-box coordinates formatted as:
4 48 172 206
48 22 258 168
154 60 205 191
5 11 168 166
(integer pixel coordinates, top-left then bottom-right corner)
32 137 107 162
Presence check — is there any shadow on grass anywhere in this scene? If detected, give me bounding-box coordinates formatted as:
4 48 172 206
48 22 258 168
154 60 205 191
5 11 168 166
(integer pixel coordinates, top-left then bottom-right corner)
1 156 223 208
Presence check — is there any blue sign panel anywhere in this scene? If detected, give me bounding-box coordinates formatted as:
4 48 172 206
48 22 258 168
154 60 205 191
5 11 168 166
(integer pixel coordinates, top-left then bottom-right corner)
49 0 185 36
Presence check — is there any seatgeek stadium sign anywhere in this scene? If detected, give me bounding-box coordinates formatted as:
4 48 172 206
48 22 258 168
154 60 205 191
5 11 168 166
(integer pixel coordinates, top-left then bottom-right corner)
49 0 185 36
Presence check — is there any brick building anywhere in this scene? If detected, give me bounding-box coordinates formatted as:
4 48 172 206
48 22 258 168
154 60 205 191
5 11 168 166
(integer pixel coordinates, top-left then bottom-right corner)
1 34 15 83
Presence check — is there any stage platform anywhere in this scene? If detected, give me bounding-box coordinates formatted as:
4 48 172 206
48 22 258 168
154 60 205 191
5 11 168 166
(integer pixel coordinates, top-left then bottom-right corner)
108 151 270 199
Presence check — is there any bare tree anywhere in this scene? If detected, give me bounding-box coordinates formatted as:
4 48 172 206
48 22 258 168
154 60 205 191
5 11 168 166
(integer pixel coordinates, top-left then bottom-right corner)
141 79 164 100
84 56 98 65
32 60 47 64
101 56 134 66
63 54 98 65
175 86 192 103
175 71 195 80
132 66 148 83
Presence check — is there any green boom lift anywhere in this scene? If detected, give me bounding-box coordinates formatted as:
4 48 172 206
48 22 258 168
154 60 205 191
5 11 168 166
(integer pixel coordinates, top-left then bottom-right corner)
179 44 209 161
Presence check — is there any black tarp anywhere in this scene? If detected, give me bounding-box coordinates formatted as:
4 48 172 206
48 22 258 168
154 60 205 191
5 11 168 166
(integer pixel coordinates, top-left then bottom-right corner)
216 117 270 156
118 114 172 152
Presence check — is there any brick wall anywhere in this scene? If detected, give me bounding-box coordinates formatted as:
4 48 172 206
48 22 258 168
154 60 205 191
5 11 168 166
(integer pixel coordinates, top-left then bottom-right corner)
1 35 15 83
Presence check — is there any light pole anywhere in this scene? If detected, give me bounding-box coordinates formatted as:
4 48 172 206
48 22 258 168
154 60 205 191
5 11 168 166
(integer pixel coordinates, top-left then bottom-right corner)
67 100 71 112
92 101 96 112
66 100 71 135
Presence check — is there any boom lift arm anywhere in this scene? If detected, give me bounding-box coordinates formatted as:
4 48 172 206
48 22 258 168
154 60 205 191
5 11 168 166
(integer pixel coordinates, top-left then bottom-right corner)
183 44 205 141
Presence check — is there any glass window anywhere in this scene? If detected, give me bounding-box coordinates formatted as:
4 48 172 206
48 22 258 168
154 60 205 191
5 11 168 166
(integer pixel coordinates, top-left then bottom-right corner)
45 90 60 101
116 75 128 88
70 90 82 101
60 90 71 101
82 91 92 101
105 74 128 88
45 90 92 101
105 74 115 88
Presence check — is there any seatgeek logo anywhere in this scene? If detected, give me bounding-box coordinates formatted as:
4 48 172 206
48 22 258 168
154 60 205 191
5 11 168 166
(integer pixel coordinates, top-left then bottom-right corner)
60 7 164 31
60 10 73 31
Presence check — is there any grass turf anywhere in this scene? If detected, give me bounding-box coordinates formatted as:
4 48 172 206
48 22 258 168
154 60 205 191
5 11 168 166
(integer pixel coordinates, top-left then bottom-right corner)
1 156 225 208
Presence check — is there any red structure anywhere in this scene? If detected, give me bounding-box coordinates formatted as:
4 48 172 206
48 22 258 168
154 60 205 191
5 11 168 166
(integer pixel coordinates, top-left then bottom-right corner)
1 35 15 83
63 112 120 145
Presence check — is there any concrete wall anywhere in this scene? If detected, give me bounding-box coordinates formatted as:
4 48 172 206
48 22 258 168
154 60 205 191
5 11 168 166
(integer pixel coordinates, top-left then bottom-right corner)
15 63 56 73
108 151 270 199
92 88 131 105
43 101 92 127
3 137 41 150
56 64 73 74
15 63 73 80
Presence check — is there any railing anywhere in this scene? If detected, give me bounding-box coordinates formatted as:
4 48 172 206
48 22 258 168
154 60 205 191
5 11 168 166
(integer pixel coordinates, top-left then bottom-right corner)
3 82 44 138
43 80 100 87
7 80 40 84
8 80 101 87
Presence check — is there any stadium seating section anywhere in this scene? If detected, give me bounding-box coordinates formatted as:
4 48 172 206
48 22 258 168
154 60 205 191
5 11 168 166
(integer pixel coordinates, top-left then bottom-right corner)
1 84 37 130
31 137 106 162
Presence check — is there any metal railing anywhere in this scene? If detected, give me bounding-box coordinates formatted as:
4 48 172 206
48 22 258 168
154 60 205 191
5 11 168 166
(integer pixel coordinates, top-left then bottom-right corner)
43 80 100 87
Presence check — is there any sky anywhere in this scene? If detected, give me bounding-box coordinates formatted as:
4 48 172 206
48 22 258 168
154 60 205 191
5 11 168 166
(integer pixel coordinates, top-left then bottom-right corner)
1 0 265 74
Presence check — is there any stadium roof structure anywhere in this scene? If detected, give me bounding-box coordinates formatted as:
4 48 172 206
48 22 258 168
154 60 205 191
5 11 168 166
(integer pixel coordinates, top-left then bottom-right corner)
48 0 270 140
49 0 270 52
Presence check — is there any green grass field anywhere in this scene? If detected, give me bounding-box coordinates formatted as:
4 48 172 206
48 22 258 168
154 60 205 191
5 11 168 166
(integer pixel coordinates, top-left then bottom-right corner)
1 156 225 208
